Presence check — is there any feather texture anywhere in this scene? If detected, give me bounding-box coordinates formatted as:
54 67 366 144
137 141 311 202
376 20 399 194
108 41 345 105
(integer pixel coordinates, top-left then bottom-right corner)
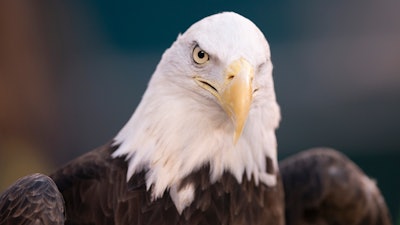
280 148 392 225
50 142 284 225
0 173 65 225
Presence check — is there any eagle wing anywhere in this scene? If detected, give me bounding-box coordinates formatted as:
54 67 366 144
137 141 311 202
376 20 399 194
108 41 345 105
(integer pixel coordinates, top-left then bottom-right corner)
280 148 392 225
0 173 65 225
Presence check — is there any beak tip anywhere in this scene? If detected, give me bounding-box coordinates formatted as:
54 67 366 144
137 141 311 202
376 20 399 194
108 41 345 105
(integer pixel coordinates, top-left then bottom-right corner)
232 124 244 145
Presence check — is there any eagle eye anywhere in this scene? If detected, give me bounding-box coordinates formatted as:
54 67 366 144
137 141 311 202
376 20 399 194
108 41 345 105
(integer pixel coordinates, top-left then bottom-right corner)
192 46 209 64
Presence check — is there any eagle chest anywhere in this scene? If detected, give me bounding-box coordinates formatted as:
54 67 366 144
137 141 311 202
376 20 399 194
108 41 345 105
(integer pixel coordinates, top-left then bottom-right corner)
123 166 285 225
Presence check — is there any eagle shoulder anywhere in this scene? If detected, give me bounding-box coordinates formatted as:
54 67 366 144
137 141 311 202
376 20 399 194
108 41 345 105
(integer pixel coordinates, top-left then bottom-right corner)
0 173 65 225
280 148 392 225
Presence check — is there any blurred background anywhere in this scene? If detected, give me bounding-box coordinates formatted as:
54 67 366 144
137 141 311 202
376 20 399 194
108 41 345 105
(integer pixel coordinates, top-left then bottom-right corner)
0 0 399 222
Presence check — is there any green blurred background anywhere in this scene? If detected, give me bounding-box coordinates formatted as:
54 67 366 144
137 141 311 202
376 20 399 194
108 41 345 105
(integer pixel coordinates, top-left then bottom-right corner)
0 0 399 222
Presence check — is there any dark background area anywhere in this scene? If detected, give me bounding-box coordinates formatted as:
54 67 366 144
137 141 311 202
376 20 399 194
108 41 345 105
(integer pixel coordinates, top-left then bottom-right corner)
0 0 399 222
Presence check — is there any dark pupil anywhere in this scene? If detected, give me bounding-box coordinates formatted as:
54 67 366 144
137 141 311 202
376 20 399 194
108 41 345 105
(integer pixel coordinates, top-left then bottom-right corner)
197 51 205 59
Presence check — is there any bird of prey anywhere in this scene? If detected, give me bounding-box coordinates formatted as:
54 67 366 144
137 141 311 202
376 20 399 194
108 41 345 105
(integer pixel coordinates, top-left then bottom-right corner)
0 12 392 225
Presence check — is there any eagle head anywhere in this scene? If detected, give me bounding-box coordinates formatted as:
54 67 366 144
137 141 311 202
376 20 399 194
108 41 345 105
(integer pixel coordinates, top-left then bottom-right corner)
112 12 280 212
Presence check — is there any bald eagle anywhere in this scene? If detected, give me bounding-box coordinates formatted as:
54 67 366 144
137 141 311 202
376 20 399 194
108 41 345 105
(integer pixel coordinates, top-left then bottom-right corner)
0 12 392 225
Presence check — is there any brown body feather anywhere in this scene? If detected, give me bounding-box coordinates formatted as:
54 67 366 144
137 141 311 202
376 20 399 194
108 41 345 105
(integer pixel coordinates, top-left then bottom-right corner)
50 142 285 225
0 173 65 225
280 148 392 225
0 146 393 225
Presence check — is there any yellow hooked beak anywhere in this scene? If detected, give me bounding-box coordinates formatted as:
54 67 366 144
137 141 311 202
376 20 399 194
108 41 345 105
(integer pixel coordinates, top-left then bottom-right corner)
194 58 254 144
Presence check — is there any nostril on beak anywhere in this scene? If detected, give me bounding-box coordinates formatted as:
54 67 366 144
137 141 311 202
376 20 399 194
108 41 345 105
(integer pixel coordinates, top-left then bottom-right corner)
227 74 235 80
